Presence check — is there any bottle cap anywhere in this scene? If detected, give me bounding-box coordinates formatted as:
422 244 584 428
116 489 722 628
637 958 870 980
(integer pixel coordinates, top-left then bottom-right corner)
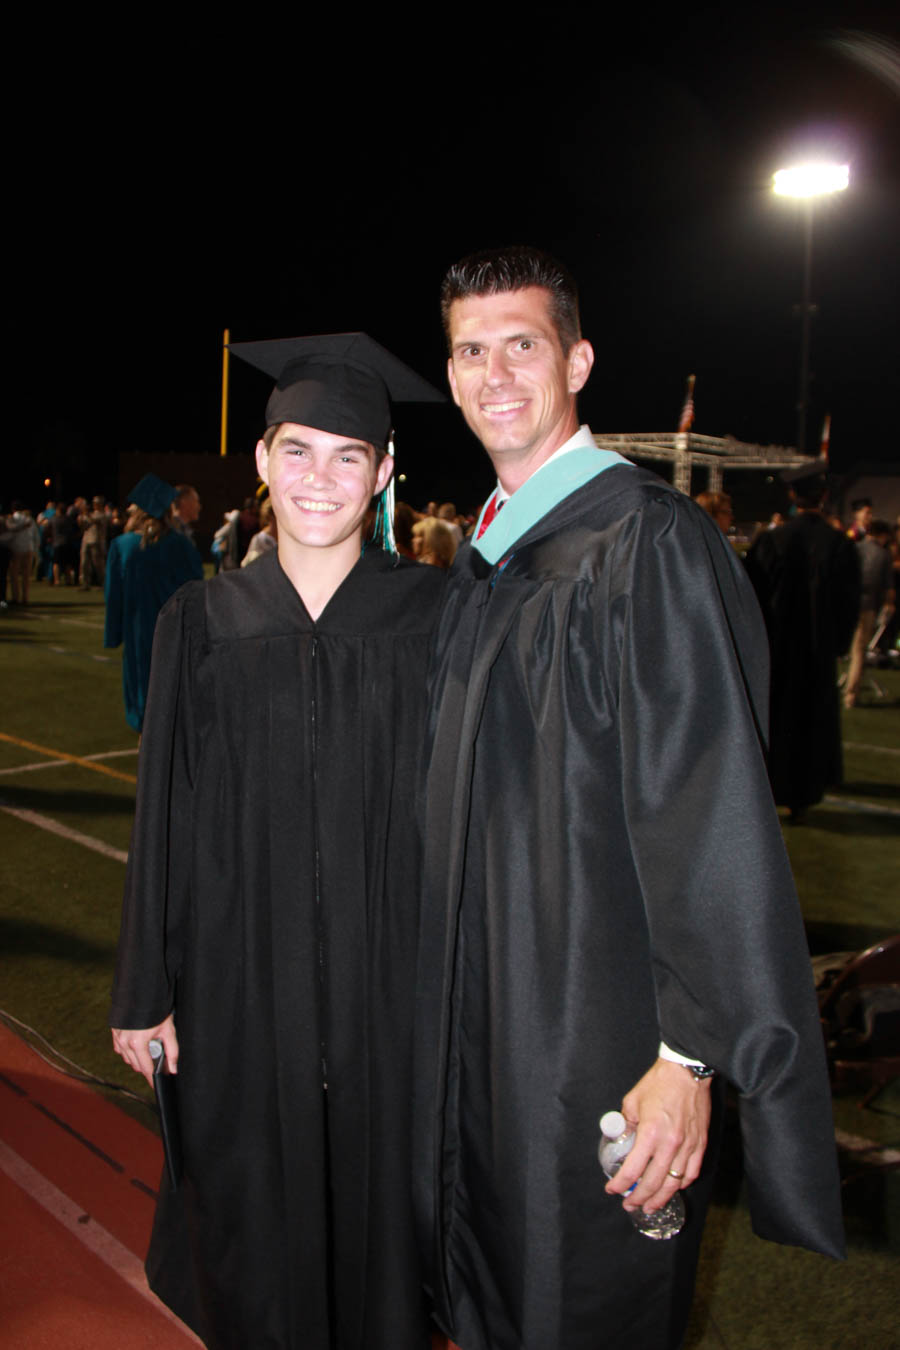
599 1110 626 1138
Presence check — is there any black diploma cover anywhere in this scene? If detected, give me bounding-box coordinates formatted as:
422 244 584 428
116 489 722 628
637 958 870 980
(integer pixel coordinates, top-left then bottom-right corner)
149 1039 183 1190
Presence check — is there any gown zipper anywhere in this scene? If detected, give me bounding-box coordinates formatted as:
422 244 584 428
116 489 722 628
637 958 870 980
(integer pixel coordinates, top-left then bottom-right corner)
311 634 328 1088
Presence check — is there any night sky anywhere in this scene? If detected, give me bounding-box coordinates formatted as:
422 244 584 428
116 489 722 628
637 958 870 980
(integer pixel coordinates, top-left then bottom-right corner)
10 5 899 513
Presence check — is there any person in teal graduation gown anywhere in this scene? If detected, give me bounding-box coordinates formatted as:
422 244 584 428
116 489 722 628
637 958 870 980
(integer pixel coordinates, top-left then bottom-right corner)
104 473 203 732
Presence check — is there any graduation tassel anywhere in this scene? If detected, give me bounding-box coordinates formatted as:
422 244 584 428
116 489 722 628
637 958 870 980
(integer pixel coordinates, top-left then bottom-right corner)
371 435 398 555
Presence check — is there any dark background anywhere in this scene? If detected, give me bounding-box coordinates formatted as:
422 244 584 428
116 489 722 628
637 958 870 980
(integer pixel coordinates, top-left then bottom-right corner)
8 6 899 517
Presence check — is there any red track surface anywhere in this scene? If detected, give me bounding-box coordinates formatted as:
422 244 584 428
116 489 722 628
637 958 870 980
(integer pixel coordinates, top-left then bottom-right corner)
0 1023 198 1347
0 1026 458 1349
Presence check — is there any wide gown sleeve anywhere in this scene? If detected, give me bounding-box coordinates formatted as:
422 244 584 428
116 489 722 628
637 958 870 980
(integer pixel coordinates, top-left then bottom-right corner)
613 496 844 1259
109 586 199 1028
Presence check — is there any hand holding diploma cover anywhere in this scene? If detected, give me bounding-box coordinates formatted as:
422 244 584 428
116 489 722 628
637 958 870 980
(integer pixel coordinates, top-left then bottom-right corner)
149 1038 182 1190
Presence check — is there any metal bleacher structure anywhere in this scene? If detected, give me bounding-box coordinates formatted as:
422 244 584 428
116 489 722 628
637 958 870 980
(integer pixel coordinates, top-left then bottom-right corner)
591 430 815 495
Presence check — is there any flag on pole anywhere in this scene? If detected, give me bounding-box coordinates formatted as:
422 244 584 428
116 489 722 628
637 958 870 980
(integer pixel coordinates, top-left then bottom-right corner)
819 413 831 463
678 374 696 433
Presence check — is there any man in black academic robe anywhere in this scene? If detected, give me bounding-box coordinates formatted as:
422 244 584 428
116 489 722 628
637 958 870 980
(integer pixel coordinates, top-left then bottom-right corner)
111 336 444 1350
413 248 845 1350
745 478 860 817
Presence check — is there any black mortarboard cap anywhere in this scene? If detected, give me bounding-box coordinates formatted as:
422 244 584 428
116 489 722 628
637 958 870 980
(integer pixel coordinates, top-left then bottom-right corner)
127 473 176 519
228 332 444 449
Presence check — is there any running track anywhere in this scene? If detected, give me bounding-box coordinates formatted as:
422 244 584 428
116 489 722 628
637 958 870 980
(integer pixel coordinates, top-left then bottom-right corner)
0 1025 456 1348
0 1023 199 1346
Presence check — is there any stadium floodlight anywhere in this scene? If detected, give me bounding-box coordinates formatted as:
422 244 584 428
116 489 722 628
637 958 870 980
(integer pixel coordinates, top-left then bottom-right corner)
772 163 850 197
773 162 850 451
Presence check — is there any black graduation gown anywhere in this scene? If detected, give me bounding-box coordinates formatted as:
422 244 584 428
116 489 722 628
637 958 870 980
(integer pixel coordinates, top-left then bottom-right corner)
414 467 845 1350
745 514 860 811
110 548 445 1350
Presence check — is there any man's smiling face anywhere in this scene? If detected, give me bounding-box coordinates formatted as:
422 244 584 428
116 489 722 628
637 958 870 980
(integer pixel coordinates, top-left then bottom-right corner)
447 286 593 485
255 423 392 556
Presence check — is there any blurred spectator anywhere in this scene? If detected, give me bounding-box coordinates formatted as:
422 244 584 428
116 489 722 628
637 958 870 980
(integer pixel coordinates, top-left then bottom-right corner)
237 497 260 561
880 523 900 656
694 490 733 535
105 474 203 733
745 471 859 822
0 511 21 608
437 502 464 546
173 484 202 540
108 505 126 540
393 502 418 561
6 502 39 605
79 495 108 589
846 498 872 541
51 504 80 585
36 502 56 581
212 510 240 572
418 517 457 569
844 520 895 707
241 499 278 567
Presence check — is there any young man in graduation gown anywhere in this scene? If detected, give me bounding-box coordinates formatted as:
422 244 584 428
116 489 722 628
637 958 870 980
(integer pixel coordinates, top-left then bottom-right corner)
413 247 845 1350
111 334 445 1350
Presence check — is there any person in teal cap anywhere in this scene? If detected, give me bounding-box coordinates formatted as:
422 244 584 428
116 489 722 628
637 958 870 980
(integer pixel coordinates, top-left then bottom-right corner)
104 472 203 732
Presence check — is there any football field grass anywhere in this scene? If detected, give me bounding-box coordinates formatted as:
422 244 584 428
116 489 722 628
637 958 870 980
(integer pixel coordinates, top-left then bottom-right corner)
1 579 897 1348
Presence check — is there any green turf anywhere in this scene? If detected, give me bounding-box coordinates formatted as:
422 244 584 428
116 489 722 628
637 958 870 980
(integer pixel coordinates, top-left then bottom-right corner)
0 592 134 758
1 579 898 1347
1 583 140 1103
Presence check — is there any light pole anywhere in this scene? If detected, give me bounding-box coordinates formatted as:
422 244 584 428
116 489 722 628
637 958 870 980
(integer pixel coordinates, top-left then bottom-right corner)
772 163 849 453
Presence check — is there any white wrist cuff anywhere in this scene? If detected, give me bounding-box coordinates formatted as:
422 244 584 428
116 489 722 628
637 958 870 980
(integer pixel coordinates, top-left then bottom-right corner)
658 1041 705 1069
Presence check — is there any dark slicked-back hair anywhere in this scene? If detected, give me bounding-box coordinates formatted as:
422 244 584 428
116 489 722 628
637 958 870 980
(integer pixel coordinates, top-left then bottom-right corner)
441 245 582 354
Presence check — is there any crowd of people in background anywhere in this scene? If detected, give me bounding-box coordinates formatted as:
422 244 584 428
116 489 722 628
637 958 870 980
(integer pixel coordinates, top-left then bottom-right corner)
691 481 897 822
3 482 898 682
0 496 124 603
691 487 899 667
0 488 206 606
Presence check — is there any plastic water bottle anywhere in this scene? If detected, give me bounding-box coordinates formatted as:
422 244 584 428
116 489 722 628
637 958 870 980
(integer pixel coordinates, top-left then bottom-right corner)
598 1110 685 1240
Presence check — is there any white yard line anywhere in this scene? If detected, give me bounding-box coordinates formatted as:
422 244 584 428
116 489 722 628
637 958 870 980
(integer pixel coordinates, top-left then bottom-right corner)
47 644 112 662
824 794 900 818
31 614 106 631
0 760 71 776
0 1141 202 1343
0 804 128 864
0 748 138 778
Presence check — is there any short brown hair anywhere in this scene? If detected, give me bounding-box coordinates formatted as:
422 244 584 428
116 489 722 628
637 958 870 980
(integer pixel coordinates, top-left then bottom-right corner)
441 245 582 354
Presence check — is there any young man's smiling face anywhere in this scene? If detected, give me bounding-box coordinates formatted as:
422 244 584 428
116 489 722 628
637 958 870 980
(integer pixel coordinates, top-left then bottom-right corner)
255 423 392 558
447 286 593 490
